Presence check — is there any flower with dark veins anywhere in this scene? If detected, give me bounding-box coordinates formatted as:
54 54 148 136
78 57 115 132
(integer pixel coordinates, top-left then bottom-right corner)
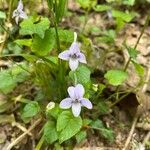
12 0 28 24
60 84 92 117
58 32 87 71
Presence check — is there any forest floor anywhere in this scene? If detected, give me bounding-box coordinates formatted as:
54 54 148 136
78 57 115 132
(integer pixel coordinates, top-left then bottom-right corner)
0 0 150 150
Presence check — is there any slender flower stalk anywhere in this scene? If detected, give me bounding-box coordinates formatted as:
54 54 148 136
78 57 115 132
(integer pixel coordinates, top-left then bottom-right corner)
12 0 28 24
58 32 87 71
60 84 92 117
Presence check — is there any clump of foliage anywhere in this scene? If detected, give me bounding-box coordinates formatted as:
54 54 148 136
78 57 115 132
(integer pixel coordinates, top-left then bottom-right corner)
0 0 149 149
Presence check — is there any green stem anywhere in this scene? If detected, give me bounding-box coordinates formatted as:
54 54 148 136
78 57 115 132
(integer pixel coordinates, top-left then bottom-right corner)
54 21 61 53
124 12 150 71
111 85 140 107
35 135 45 150
8 0 14 22
53 0 65 99
73 71 77 85
87 126 109 132
53 0 60 52
104 90 130 102
110 91 132 108
114 12 150 101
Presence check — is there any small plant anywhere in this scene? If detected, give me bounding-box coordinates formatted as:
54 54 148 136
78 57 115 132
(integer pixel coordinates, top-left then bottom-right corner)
0 0 149 149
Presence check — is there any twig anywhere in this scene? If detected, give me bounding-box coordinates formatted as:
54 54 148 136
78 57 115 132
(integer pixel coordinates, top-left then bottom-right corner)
142 67 150 93
141 61 150 146
122 64 150 149
6 118 41 150
124 11 150 72
122 115 138 150
12 122 33 136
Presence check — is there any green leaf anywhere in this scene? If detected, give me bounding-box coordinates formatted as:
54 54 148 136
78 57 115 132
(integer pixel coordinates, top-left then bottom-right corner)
75 131 87 143
21 101 40 118
20 17 50 38
97 30 116 43
0 11 6 19
98 102 109 114
116 17 125 31
10 64 29 82
0 64 28 94
91 119 114 142
7 42 22 54
56 0 67 23
127 47 138 60
83 119 92 126
20 54 38 62
15 39 32 47
44 121 58 144
77 0 96 9
69 66 91 85
104 70 128 86
47 104 62 119
123 0 135 6
58 29 74 43
132 61 144 77
91 119 104 129
112 10 134 22
57 111 82 143
32 29 55 56
98 83 106 94
46 28 74 43
94 4 111 12
0 70 17 94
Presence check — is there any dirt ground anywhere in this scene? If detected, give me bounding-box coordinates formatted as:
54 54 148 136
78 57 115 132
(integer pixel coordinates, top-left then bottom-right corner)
0 1 150 150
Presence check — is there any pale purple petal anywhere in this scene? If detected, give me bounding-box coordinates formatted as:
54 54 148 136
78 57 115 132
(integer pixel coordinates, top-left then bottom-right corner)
78 53 87 64
15 16 19 24
17 0 23 10
69 42 80 54
72 103 81 117
19 11 28 19
75 84 85 99
80 98 92 109
68 86 75 99
58 50 70 60
60 98 72 109
12 10 17 18
69 58 79 71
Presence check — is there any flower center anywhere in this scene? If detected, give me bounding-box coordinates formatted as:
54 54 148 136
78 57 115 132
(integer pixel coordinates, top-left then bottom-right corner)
72 99 80 104
70 53 79 59
15 10 21 16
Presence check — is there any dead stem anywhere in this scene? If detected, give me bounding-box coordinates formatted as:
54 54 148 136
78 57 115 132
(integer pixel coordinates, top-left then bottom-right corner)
6 118 42 150
0 0 14 54
123 115 138 150
12 122 33 136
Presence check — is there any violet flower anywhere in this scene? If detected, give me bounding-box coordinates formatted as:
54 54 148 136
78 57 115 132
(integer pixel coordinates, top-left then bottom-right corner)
60 84 92 117
58 32 87 71
12 0 28 24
